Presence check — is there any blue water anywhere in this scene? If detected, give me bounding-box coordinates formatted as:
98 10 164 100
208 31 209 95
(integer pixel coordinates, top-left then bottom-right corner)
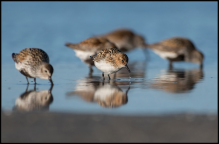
2 2 217 115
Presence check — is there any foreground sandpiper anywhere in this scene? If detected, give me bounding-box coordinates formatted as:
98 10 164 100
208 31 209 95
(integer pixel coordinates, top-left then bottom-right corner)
12 48 54 85
146 37 204 68
90 47 131 80
65 37 117 74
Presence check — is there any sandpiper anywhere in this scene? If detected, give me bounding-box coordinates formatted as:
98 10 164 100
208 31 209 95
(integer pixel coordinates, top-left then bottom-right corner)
12 48 54 85
90 47 131 80
146 37 204 68
65 37 117 74
99 28 147 53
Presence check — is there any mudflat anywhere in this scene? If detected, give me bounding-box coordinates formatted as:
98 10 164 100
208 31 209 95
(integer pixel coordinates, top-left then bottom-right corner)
1 111 217 142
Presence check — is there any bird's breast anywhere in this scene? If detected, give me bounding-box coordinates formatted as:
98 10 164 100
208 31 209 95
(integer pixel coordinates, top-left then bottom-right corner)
74 50 95 61
94 60 119 74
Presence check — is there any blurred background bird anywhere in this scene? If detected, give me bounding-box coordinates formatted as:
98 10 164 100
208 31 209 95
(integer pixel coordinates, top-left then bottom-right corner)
145 37 204 69
65 37 117 75
98 28 149 58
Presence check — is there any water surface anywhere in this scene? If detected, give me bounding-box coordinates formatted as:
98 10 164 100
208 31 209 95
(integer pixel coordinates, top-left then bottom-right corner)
2 2 217 116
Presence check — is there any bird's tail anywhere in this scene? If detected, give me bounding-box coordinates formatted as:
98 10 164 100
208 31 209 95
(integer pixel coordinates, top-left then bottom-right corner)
12 53 18 63
65 42 80 50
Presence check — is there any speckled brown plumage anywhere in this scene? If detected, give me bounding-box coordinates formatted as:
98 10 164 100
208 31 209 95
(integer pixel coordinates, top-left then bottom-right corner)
12 48 53 84
65 37 118 74
12 48 49 64
90 47 130 80
65 37 117 52
92 47 121 64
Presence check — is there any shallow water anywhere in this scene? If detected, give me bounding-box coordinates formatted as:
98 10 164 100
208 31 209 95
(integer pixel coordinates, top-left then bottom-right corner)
2 2 217 116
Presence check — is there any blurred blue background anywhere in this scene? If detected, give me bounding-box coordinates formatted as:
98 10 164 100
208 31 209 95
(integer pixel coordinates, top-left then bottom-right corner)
2 2 217 64
2 2 218 115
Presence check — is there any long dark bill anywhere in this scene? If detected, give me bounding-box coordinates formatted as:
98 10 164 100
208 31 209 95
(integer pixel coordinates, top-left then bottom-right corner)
49 78 54 85
125 65 131 73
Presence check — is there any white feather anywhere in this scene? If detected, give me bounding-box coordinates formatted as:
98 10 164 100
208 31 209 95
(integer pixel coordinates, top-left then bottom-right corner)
15 62 23 71
153 50 178 59
94 60 122 74
74 50 95 61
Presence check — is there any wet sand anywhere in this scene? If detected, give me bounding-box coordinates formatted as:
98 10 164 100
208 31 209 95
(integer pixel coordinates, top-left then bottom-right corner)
2 111 217 142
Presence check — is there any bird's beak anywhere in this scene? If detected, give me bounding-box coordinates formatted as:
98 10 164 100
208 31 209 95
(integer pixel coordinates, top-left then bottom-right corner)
49 77 54 85
125 65 131 73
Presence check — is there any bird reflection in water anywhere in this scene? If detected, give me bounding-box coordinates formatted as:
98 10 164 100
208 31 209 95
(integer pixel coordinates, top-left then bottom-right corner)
149 68 204 93
66 78 130 108
13 84 54 112
114 61 146 79
110 61 147 89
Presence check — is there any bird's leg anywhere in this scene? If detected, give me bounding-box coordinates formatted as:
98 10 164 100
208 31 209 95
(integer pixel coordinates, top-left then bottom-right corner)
102 72 105 80
26 77 29 84
89 66 93 77
108 74 111 80
168 61 173 70
34 78 37 84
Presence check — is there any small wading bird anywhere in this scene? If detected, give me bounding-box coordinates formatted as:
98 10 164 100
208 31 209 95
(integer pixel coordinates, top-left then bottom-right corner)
99 28 148 53
90 47 131 80
65 37 117 74
145 37 204 68
12 48 54 85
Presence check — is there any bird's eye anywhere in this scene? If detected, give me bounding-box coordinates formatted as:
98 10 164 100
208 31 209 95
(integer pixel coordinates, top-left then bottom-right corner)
45 70 47 73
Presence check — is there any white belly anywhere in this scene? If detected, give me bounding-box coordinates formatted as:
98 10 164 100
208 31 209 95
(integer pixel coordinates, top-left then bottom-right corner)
153 50 178 59
15 62 24 71
15 62 35 78
74 50 95 61
94 60 121 74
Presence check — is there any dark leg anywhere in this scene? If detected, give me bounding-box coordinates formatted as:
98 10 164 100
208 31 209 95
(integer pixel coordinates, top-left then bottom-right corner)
89 66 93 77
168 61 173 70
25 84 29 92
34 78 37 84
26 77 29 84
102 72 105 80
108 74 111 80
